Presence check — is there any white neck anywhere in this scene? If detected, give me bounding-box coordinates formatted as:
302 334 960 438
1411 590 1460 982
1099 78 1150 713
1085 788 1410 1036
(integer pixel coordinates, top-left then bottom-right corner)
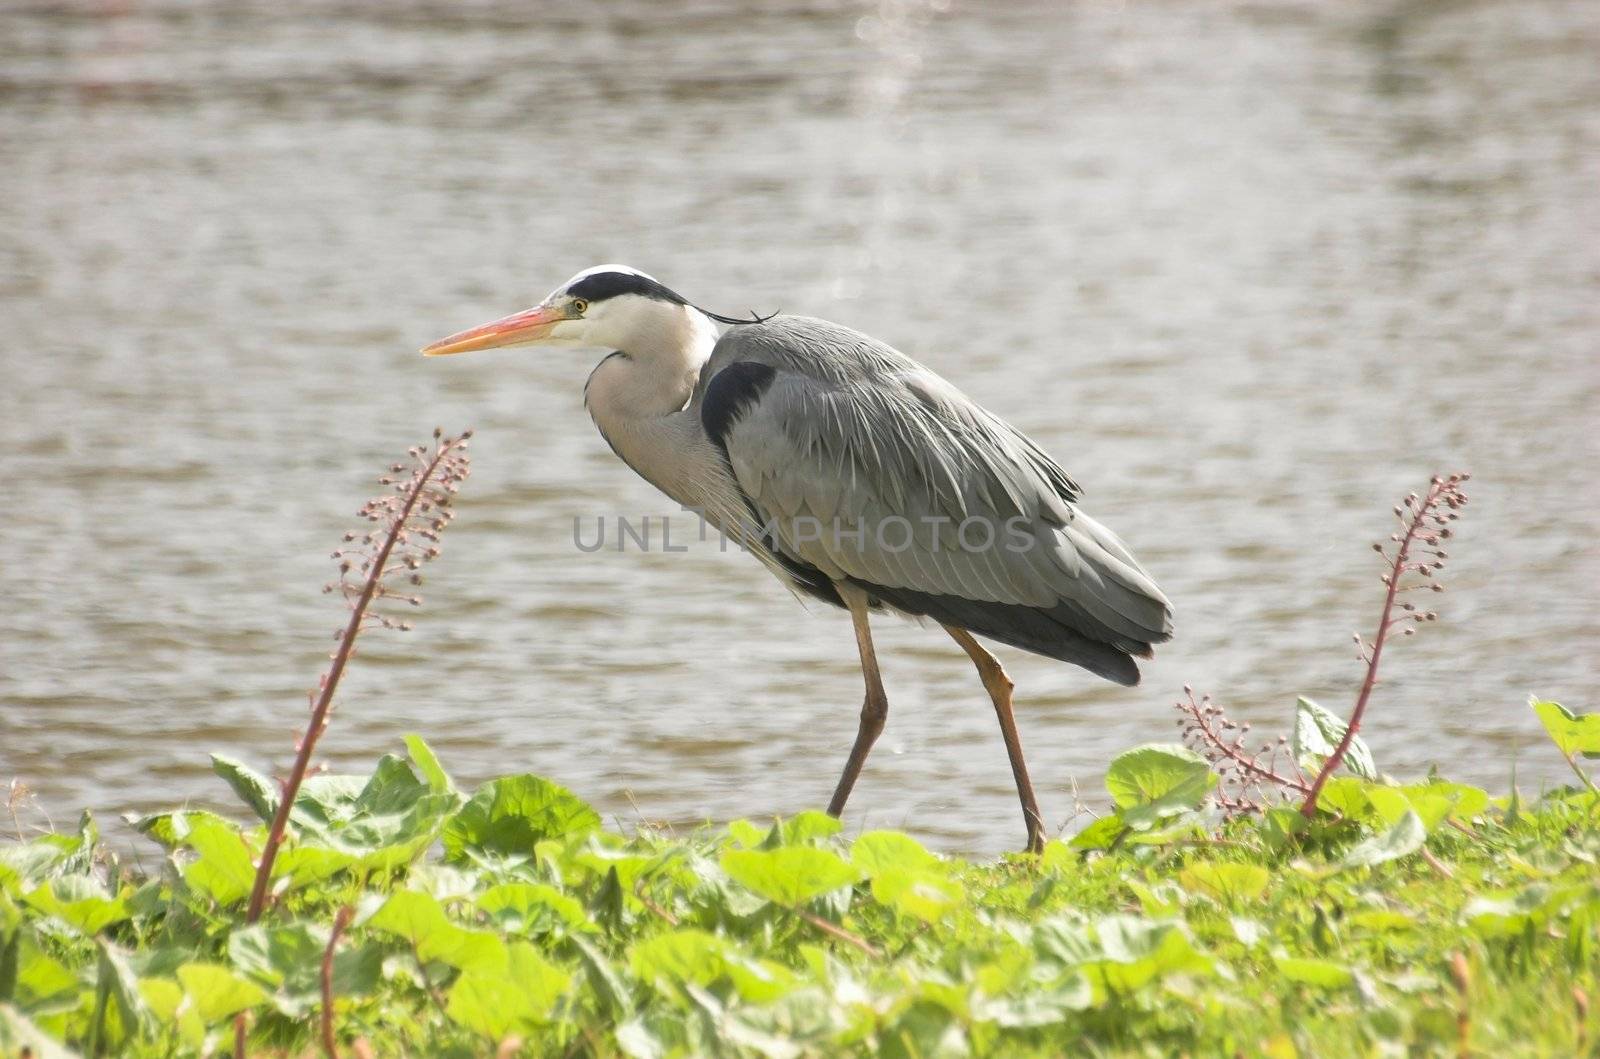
582 304 721 505
584 303 719 419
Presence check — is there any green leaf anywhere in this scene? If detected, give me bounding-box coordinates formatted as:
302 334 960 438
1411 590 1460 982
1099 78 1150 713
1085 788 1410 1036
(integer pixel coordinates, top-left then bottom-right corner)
95 940 155 1046
971 974 1093 1026
1313 777 1375 820
441 775 601 861
275 756 459 868
0 841 77 897
1128 880 1185 917
1273 954 1355 988
12 935 78 1010
719 847 860 907
1104 745 1217 828
725 819 766 849
407 864 481 902
1531 698 1600 760
1463 886 1555 938
1348 910 1419 933
138 977 206 1051
210 754 277 822
569 934 633 1019
1179 862 1269 904
270 845 357 887
721 953 798 1004
290 774 367 829
227 923 319 989
354 755 433 815
630 929 730 993
137 977 183 1020
851 831 942 878
446 942 569 1038
226 921 381 1018
126 808 234 851
22 876 130 935
885 998 968 1058
1339 810 1427 870
1293 697 1376 780
1365 782 1490 830
367 890 507 973
175 962 268 1024
1069 815 1127 850
570 838 661 892
1081 917 1213 994
774 811 843 846
180 817 257 907
476 882 592 934
870 868 964 923
1261 807 1310 849
404 734 456 794
1032 917 1101 966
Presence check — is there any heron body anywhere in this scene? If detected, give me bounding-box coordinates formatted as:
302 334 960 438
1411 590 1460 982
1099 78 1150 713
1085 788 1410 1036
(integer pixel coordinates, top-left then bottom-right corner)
425 265 1173 850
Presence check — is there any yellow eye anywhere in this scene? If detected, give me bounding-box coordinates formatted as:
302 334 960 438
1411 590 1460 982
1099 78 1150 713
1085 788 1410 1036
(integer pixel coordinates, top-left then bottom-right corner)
571 298 589 315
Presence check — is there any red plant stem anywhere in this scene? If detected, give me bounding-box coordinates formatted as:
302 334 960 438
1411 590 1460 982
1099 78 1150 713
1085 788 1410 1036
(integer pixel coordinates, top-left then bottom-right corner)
320 906 355 1059
1299 481 1438 817
797 908 881 959
633 882 680 926
244 442 452 924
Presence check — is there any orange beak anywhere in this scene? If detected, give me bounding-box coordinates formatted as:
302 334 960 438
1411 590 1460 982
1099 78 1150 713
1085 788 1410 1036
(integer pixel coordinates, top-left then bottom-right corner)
421 304 569 356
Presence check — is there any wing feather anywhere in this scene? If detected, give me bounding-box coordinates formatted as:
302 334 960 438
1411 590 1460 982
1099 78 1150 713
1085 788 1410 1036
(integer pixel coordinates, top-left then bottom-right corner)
696 316 1172 679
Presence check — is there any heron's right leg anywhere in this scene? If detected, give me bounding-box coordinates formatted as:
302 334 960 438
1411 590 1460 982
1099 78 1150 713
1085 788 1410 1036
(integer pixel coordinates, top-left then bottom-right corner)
943 625 1046 853
826 583 887 819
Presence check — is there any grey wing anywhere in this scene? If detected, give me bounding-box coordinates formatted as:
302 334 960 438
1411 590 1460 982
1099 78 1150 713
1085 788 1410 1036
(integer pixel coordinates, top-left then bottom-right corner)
697 318 1172 686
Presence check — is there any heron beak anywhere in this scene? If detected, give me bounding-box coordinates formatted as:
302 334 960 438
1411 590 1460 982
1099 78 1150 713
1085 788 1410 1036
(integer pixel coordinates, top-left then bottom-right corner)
421 304 568 356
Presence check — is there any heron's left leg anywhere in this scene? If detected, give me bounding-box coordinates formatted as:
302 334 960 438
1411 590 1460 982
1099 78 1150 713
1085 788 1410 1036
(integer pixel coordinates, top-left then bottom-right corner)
826 583 887 819
943 625 1045 853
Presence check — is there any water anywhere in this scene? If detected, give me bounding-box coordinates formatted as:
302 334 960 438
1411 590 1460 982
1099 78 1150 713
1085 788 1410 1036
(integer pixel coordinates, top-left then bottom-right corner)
2 0 1597 854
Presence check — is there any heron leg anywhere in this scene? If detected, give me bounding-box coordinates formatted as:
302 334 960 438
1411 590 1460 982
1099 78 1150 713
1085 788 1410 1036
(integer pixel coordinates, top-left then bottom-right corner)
826 583 887 819
943 625 1045 853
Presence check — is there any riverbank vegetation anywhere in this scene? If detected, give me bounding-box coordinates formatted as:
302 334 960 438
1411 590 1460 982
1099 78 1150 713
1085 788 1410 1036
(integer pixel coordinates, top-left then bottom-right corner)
3 438 1595 1056
3 719 1596 1057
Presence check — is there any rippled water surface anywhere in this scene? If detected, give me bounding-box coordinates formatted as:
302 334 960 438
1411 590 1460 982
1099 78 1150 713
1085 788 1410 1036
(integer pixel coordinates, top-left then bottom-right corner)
3 0 1598 853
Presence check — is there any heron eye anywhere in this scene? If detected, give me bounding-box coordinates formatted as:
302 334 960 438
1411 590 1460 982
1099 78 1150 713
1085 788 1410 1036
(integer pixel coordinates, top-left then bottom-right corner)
571 298 589 315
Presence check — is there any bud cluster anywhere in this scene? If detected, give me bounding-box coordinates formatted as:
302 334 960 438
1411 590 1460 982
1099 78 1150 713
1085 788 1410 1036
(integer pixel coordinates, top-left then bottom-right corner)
1364 473 1469 655
1175 686 1309 816
326 429 473 638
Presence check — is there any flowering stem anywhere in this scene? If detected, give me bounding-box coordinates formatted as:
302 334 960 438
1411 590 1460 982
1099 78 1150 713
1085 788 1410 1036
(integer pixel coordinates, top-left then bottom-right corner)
1299 477 1451 816
243 441 453 923
232 431 470 1059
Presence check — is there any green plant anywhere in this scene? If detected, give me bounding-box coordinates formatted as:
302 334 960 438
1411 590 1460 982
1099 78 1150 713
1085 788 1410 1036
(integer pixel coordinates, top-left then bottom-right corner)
2 725 1598 1057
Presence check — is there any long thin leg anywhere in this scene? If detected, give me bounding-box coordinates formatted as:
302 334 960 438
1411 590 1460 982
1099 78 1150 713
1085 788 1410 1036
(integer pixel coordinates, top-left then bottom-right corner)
943 625 1045 852
826 583 888 819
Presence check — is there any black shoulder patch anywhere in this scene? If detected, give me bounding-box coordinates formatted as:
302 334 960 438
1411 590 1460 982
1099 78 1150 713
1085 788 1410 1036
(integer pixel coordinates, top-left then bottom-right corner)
701 361 778 451
566 270 689 306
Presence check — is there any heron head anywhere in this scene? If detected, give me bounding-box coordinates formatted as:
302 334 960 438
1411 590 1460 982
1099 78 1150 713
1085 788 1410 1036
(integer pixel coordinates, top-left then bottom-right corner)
421 265 744 357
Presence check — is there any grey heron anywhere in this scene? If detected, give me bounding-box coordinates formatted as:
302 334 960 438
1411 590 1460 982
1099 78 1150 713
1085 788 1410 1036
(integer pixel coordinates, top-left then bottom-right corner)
423 265 1172 851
